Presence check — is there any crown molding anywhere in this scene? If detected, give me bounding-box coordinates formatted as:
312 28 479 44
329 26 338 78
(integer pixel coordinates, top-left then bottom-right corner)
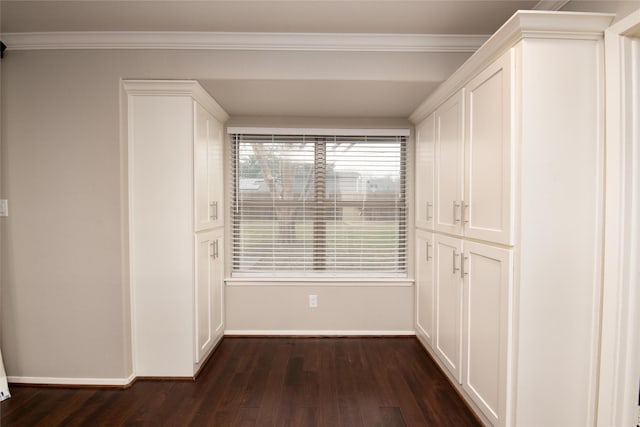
410 11 615 123
0 31 488 53
122 80 229 121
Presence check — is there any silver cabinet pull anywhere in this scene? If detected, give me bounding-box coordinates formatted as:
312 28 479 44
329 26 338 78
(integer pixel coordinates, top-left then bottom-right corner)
426 202 433 221
214 240 219 259
452 249 460 273
426 241 432 261
453 201 461 223
209 241 215 258
462 202 469 224
209 201 218 220
461 252 468 278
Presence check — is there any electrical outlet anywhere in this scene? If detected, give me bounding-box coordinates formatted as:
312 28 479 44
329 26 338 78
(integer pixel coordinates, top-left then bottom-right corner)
309 294 318 308
0 200 7 217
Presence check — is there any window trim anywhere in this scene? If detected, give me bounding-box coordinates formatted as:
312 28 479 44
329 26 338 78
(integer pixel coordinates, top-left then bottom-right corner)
229 127 410 279
225 277 415 287
227 127 410 137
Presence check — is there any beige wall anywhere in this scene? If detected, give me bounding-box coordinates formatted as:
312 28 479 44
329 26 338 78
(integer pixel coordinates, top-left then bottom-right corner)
1 51 127 379
225 285 414 333
0 49 453 380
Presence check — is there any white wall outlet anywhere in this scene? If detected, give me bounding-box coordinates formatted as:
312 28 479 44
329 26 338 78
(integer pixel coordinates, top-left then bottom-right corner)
0 200 7 217
308 294 318 308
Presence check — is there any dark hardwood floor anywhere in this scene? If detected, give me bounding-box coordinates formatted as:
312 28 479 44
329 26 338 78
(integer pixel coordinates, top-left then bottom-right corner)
1 337 481 426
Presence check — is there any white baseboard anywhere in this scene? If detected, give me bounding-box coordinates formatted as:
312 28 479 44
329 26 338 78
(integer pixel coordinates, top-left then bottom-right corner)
224 330 416 336
8 373 136 387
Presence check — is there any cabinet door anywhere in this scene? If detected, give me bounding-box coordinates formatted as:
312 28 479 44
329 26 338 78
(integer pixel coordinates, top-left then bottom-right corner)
211 231 225 347
194 101 212 231
462 241 512 426
435 90 465 236
416 231 435 345
194 102 224 231
415 114 435 230
434 234 463 383
195 231 216 362
208 118 225 228
195 230 224 363
464 50 514 245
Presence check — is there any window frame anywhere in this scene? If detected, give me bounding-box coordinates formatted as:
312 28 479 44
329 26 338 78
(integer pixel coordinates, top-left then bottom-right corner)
228 127 410 280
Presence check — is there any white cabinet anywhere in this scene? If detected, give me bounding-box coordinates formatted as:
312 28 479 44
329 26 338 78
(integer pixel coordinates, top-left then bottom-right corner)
462 242 512 426
125 80 228 377
434 90 465 235
195 229 224 363
415 231 434 344
411 11 613 427
194 101 224 231
429 50 514 245
415 114 435 230
433 234 463 383
422 235 513 425
464 51 514 245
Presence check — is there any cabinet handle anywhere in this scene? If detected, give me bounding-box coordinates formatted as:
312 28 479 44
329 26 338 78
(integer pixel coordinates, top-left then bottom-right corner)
461 252 468 278
210 201 218 220
462 202 469 224
210 240 219 259
426 242 432 261
452 249 460 273
426 202 433 221
453 201 461 223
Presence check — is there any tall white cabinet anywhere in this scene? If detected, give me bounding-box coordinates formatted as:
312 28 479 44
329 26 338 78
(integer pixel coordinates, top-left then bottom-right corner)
413 11 613 427
125 80 228 377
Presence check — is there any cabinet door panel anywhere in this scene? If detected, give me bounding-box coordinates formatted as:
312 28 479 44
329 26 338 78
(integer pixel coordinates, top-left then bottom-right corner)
195 231 215 362
212 232 225 344
434 234 463 383
462 241 512 426
464 50 514 245
416 231 435 344
194 101 211 231
435 90 465 235
208 119 224 228
415 114 435 230
195 230 224 363
194 102 213 231
195 102 224 230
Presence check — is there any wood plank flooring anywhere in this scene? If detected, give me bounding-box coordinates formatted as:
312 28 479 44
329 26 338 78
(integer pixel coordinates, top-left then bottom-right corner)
1 337 481 426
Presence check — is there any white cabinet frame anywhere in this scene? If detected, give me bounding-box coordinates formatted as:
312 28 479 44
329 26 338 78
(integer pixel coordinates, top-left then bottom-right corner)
124 80 228 378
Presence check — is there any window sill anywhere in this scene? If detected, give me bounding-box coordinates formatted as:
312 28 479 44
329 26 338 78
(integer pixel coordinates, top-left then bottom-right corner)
225 277 414 287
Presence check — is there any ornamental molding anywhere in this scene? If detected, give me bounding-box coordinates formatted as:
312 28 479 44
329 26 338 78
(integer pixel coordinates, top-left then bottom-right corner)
1 31 489 53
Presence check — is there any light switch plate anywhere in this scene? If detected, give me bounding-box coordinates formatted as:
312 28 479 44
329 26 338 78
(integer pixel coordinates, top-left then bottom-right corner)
0 200 7 217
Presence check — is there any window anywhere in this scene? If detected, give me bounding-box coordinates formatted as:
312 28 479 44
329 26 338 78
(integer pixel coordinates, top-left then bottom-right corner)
229 128 408 278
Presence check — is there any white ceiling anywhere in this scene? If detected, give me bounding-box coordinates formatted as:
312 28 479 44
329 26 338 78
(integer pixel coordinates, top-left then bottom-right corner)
0 0 604 118
200 79 441 118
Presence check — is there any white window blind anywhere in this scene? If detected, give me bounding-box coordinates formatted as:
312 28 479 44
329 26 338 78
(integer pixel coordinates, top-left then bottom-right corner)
230 130 408 278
